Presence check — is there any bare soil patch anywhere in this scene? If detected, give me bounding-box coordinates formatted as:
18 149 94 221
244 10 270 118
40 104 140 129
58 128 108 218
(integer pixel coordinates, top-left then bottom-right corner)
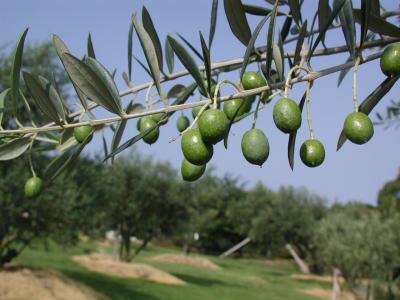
300 287 355 300
150 254 220 270
73 253 185 285
0 267 104 300
291 273 335 283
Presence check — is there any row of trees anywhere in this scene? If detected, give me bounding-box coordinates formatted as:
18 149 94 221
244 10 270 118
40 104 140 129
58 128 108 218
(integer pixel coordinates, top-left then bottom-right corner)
1 147 400 298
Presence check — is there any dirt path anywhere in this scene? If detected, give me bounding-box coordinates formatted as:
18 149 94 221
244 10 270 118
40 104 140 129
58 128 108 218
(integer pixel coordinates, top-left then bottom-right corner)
150 254 221 270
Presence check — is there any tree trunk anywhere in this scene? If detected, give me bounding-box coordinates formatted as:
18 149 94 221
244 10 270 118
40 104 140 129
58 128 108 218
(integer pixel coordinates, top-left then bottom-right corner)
219 237 251 258
119 231 131 262
332 268 341 300
285 243 310 274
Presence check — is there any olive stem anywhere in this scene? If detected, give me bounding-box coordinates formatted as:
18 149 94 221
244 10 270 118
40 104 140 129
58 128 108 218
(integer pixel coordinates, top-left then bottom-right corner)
306 81 315 140
168 100 212 143
353 57 361 112
252 90 282 129
284 66 310 98
213 80 243 109
28 139 37 178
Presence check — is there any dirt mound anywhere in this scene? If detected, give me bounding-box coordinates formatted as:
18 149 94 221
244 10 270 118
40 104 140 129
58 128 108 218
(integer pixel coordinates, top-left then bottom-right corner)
73 253 185 285
301 288 355 300
0 267 104 300
151 254 220 270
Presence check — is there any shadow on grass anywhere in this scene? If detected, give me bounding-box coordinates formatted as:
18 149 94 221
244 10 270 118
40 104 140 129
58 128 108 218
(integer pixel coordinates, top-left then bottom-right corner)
62 269 160 300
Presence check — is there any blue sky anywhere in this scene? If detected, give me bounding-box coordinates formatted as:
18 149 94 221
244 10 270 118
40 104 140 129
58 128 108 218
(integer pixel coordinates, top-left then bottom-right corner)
1 0 399 205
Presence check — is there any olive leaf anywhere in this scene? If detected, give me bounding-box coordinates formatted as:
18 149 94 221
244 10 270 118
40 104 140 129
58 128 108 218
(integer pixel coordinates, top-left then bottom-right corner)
10 28 29 119
131 14 162 95
177 33 203 61
38 76 67 121
0 136 32 161
337 75 400 150
104 83 197 161
335 0 356 59
83 56 122 114
370 0 380 16
167 36 207 95
134 56 152 78
142 6 163 71
360 0 372 51
167 84 186 98
209 0 219 48
52 34 89 112
45 135 91 181
280 16 292 42
243 4 273 16
165 37 174 74
353 9 400 38
128 20 134 80
294 20 307 67
87 32 96 59
273 41 284 81
110 102 143 164
308 0 346 62
23 72 63 124
288 91 307 170
240 13 271 81
224 0 252 46
318 0 331 45
199 32 212 98
62 53 122 115
0 88 10 127
266 2 278 78
288 0 302 26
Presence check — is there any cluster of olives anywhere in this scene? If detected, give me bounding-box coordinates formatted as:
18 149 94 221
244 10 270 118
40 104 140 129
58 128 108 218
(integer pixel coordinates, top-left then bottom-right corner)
23 44 400 192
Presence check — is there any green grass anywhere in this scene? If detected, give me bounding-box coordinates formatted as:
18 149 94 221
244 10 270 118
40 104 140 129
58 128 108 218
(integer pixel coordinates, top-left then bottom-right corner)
16 241 330 300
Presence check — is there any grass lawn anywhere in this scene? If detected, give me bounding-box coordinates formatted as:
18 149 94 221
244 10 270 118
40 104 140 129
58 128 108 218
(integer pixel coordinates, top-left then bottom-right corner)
16 241 330 300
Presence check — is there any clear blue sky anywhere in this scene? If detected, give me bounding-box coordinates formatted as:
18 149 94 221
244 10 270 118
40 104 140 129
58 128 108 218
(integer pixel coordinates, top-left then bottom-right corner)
1 0 399 205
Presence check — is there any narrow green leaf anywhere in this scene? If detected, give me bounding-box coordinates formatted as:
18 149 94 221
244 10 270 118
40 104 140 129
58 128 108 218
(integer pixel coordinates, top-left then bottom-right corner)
318 0 331 45
84 56 122 114
277 33 285 82
273 42 283 81
209 0 219 48
337 57 352 87
337 75 400 150
370 0 380 16
266 2 278 77
280 16 293 42
142 6 163 71
44 135 91 181
240 13 271 81
294 20 308 66
165 38 174 73
335 0 356 59
87 32 96 59
224 0 252 46
62 53 122 115
52 34 88 112
288 91 307 170
0 89 10 127
167 36 206 95
360 0 371 51
242 4 284 16
308 0 346 62
110 102 142 163
104 83 197 161
0 136 31 161
288 0 302 26
128 20 134 80
10 28 29 119
199 32 212 98
102 134 108 157
132 14 162 95
23 72 63 124
177 33 204 61
167 84 186 98
134 55 152 78
38 76 66 121
353 9 400 38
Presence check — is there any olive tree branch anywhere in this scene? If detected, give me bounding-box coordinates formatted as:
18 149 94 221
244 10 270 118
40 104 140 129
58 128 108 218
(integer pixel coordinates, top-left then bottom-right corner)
0 50 383 136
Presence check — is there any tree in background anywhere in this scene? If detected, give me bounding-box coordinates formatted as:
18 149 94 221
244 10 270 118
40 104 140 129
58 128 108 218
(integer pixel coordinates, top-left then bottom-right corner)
378 172 400 217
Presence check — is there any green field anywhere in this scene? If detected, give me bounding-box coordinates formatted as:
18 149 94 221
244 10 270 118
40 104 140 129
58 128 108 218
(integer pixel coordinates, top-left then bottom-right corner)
16 241 330 300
